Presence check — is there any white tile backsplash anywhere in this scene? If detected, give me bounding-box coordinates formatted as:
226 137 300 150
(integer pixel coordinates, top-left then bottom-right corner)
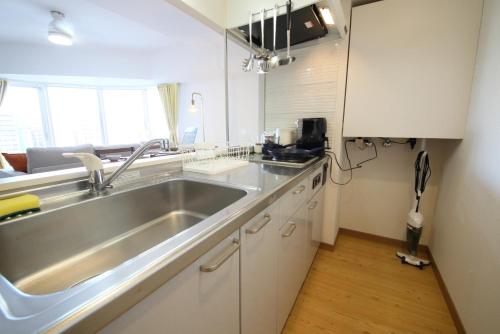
264 35 341 140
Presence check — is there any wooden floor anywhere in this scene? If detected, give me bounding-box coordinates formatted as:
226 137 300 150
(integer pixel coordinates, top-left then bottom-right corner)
283 232 457 334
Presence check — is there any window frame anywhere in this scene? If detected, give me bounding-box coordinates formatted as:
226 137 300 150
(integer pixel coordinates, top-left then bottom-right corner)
1 81 164 151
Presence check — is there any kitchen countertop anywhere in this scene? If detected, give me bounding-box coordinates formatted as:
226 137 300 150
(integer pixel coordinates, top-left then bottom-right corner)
0 158 327 333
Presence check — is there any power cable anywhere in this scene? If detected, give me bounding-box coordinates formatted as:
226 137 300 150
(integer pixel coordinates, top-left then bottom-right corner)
324 140 378 186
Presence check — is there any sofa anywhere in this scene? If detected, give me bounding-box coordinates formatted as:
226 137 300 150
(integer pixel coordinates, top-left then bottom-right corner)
0 143 141 178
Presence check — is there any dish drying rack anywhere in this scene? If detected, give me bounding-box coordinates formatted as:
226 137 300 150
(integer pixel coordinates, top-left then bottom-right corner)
180 144 250 174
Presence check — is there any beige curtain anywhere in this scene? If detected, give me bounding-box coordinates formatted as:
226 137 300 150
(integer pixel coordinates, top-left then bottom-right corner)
0 80 7 169
157 83 179 146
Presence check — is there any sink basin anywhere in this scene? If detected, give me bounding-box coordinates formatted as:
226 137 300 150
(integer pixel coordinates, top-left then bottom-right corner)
0 179 246 295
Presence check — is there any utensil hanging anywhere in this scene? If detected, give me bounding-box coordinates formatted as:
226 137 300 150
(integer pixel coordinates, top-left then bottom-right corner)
278 1 296 66
269 4 280 68
241 1 296 74
257 9 270 74
242 12 255 72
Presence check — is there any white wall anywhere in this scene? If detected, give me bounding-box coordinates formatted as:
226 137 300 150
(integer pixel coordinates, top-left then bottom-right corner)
430 0 500 332
0 43 152 80
227 39 261 145
338 140 446 245
177 78 226 144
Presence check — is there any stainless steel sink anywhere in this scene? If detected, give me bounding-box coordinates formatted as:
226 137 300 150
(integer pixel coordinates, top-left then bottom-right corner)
0 179 246 295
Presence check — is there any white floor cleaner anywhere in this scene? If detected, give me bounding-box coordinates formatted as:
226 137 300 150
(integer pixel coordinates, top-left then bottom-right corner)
396 147 431 269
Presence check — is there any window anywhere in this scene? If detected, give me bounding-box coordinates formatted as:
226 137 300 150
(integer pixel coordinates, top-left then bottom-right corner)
47 87 102 147
102 89 147 144
0 83 169 153
0 86 46 152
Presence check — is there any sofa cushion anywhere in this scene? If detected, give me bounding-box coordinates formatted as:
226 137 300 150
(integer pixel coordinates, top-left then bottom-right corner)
26 144 94 174
1 153 28 173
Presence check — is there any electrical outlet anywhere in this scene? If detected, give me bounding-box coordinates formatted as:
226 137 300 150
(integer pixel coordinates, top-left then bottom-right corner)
354 138 366 150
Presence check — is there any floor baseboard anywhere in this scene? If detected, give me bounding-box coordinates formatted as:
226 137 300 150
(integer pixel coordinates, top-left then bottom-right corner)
428 252 467 334
334 228 466 334
337 228 430 257
319 242 336 252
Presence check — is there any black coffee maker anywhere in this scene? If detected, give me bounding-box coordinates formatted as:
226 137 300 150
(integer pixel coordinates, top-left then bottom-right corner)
296 118 328 155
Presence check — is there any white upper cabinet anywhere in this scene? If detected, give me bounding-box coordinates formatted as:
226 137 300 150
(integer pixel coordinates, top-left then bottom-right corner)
343 0 483 139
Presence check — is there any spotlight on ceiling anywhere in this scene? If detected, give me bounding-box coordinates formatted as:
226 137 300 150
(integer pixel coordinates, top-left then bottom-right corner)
48 11 73 46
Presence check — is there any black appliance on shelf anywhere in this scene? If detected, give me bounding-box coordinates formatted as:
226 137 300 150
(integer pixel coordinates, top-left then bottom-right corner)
262 117 328 164
296 118 327 152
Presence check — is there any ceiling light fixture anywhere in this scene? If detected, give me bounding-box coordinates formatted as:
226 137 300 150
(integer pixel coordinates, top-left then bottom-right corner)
319 7 335 25
48 11 73 46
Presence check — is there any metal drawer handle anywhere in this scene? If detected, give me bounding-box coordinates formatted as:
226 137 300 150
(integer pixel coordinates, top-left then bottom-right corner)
308 201 318 210
293 185 306 195
281 223 296 238
200 239 240 273
246 214 271 234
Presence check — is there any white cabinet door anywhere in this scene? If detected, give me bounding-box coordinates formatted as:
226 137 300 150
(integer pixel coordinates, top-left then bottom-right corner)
240 200 281 334
343 0 482 138
100 232 240 334
306 187 325 267
281 179 309 223
277 204 307 332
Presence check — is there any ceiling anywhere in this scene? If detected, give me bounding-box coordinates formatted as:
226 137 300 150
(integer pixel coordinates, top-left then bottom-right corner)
0 0 221 50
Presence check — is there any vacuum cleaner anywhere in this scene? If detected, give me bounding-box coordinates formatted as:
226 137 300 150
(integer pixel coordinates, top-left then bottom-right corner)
396 148 431 269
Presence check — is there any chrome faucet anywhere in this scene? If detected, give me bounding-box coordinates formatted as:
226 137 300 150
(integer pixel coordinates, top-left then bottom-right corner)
64 138 169 193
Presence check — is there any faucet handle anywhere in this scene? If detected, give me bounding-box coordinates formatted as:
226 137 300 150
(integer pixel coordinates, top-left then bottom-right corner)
63 153 103 172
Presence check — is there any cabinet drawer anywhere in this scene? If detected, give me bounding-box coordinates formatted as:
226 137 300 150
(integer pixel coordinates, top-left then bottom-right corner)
240 200 281 334
100 232 240 334
281 178 309 222
277 204 308 332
